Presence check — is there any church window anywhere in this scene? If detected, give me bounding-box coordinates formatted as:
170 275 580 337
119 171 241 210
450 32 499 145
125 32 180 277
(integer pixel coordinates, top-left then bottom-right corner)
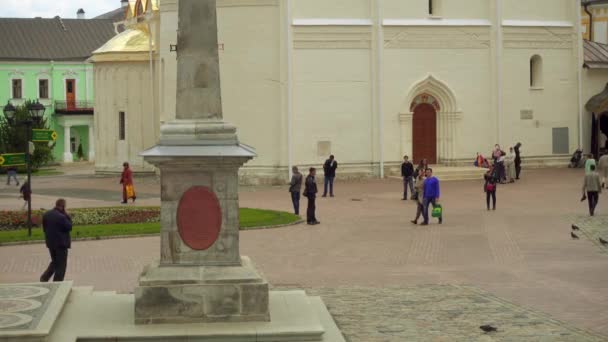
428 0 440 16
119 111 126 140
12 79 22 99
530 55 543 88
39 79 49 99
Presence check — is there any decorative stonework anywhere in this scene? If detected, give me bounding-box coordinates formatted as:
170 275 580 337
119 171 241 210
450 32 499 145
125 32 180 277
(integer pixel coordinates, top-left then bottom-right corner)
0 313 32 329
177 186 222 251
384 27 491 49
293 26 372 49
410 93 441 112
0 286 49 300
503 27 573 50
0 299 42 313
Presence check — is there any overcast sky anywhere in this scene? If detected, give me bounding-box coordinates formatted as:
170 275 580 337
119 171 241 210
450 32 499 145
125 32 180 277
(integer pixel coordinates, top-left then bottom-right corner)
2 0 121 19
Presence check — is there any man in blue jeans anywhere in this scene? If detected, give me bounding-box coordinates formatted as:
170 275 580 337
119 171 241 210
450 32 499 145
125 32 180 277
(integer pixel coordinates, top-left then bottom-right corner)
5 166 20 186
322 155 338 197
421 168 442 225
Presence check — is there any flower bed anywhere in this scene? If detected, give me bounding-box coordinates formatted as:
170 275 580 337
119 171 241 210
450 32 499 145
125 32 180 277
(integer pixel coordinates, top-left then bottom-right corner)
0 207 160 230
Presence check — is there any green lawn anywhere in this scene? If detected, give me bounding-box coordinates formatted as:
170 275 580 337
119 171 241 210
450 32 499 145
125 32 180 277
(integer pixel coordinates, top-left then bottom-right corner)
0 208 300 244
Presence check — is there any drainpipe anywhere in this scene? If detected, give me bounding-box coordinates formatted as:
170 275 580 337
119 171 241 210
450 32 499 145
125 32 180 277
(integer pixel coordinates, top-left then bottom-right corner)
584 3 593 41
578 1 585 149
495 0 503 146
376 0 384 178
147 20 155 168
286 0 293 181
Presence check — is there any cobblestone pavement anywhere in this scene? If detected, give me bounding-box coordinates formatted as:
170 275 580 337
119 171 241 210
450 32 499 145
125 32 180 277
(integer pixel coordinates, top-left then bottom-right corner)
274 286 607 342
1 168 608 338
569 215 608 254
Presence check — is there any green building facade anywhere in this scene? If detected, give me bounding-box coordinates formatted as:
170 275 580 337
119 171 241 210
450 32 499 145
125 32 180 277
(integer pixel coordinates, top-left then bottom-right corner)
0 62 94 162
0 17 116 163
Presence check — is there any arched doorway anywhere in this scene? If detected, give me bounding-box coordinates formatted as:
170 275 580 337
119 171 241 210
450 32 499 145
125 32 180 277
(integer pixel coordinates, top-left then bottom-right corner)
412 103 437 164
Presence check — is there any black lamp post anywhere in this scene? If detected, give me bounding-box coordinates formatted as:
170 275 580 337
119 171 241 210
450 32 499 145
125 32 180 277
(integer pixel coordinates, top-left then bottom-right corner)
3 100 45 237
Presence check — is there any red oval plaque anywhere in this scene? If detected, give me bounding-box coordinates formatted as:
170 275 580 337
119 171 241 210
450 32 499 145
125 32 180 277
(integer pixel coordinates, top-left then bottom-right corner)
177 186 222 250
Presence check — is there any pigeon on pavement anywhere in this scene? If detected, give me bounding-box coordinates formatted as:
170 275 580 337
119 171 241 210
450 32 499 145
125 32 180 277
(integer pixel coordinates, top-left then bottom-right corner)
571 232 579 239
600 237 608 245
571 224 580 231
480 325 498 333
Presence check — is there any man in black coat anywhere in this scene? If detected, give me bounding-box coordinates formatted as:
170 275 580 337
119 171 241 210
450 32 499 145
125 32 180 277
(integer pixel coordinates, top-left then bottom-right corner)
322 155 338 197
514 142 522 180
40 198 72 282
401 155 415 200
304 168 320 225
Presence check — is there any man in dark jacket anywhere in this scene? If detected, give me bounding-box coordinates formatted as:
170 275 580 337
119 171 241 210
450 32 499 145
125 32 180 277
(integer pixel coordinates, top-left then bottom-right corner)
514 142 522 180
289 166 303 215
401 155 415 200
322 155 338 197
40 198 72 282
304 168 320 225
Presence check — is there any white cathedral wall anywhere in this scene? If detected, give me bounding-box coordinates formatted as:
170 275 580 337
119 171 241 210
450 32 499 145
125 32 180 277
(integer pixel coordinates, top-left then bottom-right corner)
502 48 578 157
382 40 494 162
94 62 157 173
502 0 572 22
292 0 370 19
292 48 373 167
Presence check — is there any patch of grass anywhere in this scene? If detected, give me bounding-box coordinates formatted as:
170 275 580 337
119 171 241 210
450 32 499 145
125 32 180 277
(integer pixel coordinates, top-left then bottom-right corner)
32 169 64 177
239 208 300 229
0 208 300 244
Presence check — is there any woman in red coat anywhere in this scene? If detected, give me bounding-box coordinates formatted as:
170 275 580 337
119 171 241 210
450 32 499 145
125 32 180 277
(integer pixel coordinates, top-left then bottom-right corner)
120 162 136 204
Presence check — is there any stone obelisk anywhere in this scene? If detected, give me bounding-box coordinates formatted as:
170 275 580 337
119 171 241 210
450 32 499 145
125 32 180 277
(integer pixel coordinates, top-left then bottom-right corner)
135 0 268 324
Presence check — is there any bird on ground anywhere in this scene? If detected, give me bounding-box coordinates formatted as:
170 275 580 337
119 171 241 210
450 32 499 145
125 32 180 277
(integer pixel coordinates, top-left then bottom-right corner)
571 232 579 239
480 325 498 333
600 237 608 246
571 224 580 231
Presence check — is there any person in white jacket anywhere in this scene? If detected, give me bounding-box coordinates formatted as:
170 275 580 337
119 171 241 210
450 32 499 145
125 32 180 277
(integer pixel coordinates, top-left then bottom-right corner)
598 154 608 189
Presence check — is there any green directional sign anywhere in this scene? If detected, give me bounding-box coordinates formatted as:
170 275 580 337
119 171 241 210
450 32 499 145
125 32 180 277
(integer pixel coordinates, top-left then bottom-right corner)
0 153 26 167
32 129 57 142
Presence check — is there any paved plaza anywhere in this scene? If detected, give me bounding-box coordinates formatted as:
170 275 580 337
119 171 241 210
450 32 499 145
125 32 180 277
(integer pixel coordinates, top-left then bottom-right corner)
1 167 607 340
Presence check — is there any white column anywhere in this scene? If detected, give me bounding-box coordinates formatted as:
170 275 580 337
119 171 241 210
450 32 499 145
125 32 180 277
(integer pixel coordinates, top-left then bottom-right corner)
399 113 413 159
63 125 73 163
88 124 95 162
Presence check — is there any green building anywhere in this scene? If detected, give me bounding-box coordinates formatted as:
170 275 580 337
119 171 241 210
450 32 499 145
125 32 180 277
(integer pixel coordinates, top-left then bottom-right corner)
0 16 116 162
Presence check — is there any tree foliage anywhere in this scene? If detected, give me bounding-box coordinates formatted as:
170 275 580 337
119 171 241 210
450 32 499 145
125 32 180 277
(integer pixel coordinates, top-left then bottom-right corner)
0 100 55 170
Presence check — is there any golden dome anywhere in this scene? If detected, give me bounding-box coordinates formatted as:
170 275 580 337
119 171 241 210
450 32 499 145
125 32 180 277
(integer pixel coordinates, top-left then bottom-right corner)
90 29 151 62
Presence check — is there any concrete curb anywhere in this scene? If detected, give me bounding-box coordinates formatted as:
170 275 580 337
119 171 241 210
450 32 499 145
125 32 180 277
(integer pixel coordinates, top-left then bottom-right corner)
0 220 305 247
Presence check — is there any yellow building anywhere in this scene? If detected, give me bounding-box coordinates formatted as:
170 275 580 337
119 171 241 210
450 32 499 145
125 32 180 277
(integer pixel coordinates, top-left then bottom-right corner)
93 0 595 182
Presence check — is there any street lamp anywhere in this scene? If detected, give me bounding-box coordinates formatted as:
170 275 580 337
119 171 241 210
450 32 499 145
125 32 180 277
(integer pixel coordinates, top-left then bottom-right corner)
2 100 45 237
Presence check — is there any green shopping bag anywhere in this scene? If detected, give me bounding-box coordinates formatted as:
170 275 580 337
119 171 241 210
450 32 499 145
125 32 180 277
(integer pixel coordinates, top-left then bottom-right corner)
431 204 442 218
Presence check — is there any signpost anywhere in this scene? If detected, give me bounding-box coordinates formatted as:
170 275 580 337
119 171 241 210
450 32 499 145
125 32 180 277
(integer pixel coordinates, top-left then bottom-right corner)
0 153 26 167
32 129 57 142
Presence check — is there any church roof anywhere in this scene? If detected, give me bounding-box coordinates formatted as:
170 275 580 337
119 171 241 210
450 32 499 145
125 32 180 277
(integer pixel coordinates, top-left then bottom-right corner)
0 17 116 62
94 7 128 22
584 40 608 69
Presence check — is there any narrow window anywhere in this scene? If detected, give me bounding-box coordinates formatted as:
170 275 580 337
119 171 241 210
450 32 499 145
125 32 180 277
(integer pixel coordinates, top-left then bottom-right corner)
429 0 434 15
12 79 22 99
530 55 543 88
39 79 49 99
119 111 126 140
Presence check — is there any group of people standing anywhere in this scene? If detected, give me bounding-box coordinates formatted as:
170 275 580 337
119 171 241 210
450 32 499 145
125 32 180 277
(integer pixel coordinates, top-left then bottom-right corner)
482 143 522 211
401 156 443 225
289 155 338 225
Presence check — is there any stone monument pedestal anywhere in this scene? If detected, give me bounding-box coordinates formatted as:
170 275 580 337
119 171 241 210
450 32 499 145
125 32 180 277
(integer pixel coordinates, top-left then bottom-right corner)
135 256 269 324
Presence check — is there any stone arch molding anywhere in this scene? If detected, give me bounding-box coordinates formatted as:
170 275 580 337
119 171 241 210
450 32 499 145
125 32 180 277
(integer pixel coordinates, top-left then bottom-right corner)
403 74 460 116
398 74 461 165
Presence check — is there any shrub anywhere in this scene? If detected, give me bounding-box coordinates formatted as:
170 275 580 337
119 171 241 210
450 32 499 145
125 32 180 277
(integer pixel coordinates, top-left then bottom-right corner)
0 207 160 230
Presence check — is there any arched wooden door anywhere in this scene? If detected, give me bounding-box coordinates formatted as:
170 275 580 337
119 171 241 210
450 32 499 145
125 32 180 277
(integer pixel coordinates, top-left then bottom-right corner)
412 103 437 164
